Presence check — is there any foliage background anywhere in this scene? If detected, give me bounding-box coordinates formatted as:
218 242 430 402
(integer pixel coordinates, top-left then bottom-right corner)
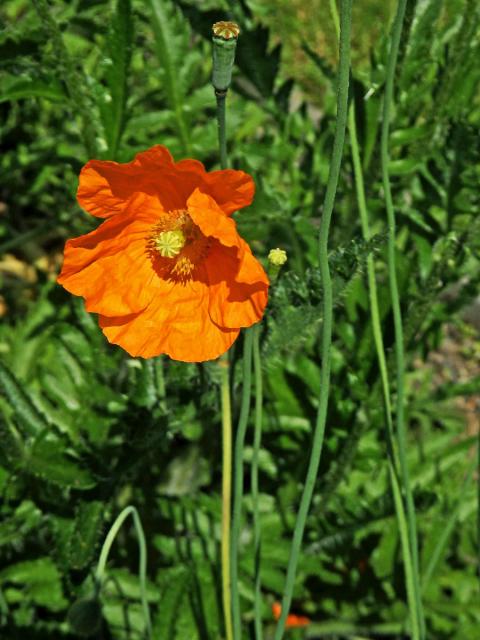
0 0 479 638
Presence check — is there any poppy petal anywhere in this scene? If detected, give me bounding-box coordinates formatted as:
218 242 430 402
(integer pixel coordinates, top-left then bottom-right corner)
188 189 268 328
177 159 254 215
99 270 239 361
58 210 161 316
205 242 268 329
187 189 242 248
77 146 191 218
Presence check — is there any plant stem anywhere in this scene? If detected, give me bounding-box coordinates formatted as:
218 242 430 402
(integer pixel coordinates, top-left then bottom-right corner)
216 92 228 170
231 329 254 639
327 0 422 631
251 323 264 640
220 358 234 640
273 2 352 638
350 103 422 640
381 1 425 636
95 506 152 640
215 82 234 640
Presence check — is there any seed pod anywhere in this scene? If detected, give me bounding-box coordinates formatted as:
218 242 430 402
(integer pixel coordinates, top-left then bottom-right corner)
212 21 240 93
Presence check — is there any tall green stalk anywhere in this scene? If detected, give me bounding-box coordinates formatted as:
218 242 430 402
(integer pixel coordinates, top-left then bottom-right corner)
216 83 234 640
381 1 425 636
327 1 424 635
231 330 254 639
273 2 352 637
251 323 264 640
220 358 234 640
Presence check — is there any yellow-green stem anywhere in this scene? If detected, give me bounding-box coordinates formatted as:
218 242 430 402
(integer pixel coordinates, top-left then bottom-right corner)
220 355 234 640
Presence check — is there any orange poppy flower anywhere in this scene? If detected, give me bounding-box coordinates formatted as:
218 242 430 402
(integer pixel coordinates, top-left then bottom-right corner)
272 601 311 628
57 145 269 361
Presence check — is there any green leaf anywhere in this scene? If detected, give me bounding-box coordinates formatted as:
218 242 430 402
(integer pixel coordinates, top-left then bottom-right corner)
0 360 48 436
0 558 68 612
99 0 133 157
27 431 96 490
68 501 105 570
0 75 65 103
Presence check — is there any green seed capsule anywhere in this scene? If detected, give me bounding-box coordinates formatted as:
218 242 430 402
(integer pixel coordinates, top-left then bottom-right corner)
212 21 240 93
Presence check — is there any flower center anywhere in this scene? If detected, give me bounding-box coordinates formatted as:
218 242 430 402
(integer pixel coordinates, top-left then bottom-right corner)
148 209 210 282
153 229 186 258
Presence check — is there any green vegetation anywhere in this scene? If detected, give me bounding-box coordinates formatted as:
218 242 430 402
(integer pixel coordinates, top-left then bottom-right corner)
0 0 479 639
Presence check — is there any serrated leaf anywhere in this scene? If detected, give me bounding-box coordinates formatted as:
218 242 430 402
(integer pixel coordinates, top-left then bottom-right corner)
68 501 105 570
0 360 48 436
0 75 65 103
99 0 133 157
27 431 96 490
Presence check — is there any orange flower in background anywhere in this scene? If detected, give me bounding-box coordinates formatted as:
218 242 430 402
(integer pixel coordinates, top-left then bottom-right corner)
57 145 269 362
272 602 311 628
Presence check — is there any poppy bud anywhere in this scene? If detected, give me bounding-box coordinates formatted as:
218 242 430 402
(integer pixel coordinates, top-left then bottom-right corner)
212 21 240 94
67 596 102 637
268 248 288 267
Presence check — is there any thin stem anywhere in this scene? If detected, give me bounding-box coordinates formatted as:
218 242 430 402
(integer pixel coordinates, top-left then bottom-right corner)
220 358 234 640
349 102 421 640
215 79 234 640
273 2 352 638
154 355 167 414
381 1 425 637
328 0 420 625
251 323 264 640
231 330 254 639
95 506 152 640
216 92 228 170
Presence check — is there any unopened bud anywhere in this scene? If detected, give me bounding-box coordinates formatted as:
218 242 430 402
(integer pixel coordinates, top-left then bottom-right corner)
212 21 240 93
268 248 288 267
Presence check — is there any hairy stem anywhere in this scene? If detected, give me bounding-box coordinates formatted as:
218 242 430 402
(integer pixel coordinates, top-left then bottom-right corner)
273 2 352 637
216 88 234 640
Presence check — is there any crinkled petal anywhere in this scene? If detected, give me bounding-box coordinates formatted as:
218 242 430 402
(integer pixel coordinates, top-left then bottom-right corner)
176 160 254 215
187 189 241 248
98 271 239 361
78 146 186 218
187 188 269 328
77 146 254 221
204 242 269 329
57 210 162 316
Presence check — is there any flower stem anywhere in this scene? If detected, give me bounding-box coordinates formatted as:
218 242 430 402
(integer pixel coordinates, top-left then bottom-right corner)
381 1 425 637
231 329 254 639
216 91 228 170
273 2 352 638
95 506 152 640
215 79 235 640
327 1 423 636
220 357 234 640
251 323 264 640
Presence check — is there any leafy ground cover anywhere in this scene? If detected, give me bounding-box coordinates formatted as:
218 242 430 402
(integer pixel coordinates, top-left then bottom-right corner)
0 0 479 638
